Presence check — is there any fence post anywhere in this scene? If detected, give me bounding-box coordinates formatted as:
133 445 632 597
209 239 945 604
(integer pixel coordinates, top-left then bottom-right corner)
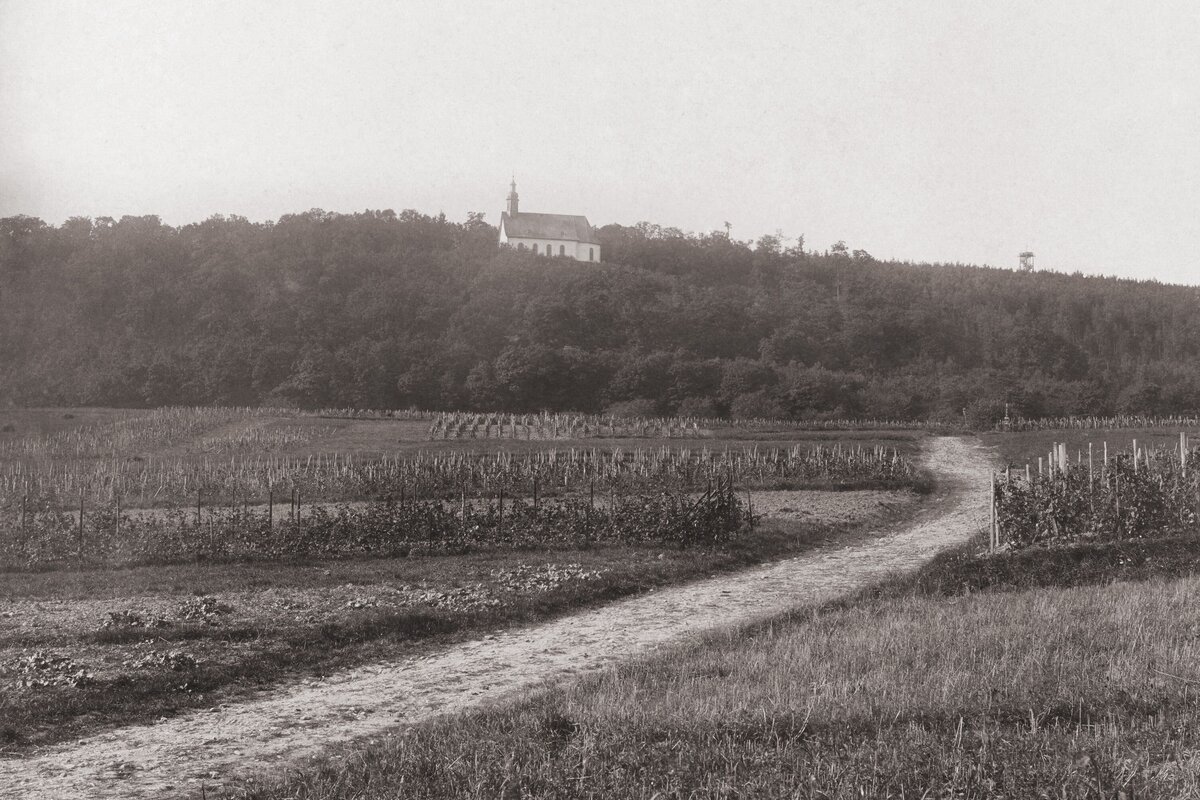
268 488 273 529
1088 443 1094 489
78 489 85 564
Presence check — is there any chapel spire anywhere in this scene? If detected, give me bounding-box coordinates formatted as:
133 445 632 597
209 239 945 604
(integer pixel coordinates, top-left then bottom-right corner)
507 178 519 216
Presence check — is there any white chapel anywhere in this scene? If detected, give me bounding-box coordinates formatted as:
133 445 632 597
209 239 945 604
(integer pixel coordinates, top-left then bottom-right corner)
498 180 601 262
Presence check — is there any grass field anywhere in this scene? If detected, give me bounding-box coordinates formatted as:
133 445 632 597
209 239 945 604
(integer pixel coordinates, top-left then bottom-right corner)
231 533 1200 799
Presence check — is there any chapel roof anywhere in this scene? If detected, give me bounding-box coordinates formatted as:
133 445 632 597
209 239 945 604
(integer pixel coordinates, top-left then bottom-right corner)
502 212 600 244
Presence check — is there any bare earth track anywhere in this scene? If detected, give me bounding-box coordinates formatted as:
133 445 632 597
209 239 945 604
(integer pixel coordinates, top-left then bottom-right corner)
1 436 990 799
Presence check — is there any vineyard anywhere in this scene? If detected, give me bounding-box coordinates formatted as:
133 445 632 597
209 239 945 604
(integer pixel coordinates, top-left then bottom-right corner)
0 442 916 509
0 407 931 571
991 433 1200 549
0 480 750 570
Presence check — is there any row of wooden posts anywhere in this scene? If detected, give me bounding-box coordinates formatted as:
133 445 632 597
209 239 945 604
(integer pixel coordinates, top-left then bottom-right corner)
1034 433 1189 480
989 432 1192 552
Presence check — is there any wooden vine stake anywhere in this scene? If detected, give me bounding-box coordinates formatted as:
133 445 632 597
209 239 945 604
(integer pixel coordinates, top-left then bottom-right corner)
989 471 997 552
1088 442 1094 511
78 488 85 565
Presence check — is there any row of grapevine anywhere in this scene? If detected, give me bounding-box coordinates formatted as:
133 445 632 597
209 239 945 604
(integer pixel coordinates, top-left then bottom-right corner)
995 414 1200 432
0 445 915 509
427 411 958 439
428 412 706 440
195 424 338 454
989 434 1199 549
0 482 750 571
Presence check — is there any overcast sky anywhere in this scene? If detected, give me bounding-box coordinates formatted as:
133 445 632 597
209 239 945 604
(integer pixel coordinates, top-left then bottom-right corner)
1 1 1197 284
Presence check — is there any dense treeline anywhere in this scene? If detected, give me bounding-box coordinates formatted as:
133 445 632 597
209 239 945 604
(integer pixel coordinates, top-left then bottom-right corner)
2 210 1198 423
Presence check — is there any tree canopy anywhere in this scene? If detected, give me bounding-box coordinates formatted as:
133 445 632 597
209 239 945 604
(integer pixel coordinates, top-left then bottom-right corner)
2 210 1198 424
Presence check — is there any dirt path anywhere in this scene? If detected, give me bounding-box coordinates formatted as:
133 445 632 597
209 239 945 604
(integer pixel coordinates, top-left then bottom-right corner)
1 436 991 800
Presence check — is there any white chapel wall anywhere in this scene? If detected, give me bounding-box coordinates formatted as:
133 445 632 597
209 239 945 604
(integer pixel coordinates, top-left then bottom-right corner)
506 236 599 262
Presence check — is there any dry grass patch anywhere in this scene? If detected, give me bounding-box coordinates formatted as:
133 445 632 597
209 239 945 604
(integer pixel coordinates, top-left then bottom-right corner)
233 573 1200 799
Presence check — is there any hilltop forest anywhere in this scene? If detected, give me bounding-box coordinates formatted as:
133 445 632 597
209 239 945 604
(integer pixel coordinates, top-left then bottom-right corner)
2 210 1198 424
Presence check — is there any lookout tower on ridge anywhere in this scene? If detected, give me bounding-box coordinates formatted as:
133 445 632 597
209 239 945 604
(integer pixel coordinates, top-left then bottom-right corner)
1019 251 1035 271
498 179 601 262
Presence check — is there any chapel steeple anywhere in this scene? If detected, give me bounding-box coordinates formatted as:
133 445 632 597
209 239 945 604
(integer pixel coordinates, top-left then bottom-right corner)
506 178 519 216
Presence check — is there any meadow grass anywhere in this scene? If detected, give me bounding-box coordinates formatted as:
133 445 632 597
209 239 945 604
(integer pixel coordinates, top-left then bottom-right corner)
232 537 1200 799
0 407 144 441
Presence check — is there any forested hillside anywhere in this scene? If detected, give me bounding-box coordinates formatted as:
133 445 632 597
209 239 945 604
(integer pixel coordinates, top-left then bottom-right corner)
2 210 1198 423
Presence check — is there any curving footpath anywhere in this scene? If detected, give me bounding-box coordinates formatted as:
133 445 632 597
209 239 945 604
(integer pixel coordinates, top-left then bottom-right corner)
1 436 991 799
